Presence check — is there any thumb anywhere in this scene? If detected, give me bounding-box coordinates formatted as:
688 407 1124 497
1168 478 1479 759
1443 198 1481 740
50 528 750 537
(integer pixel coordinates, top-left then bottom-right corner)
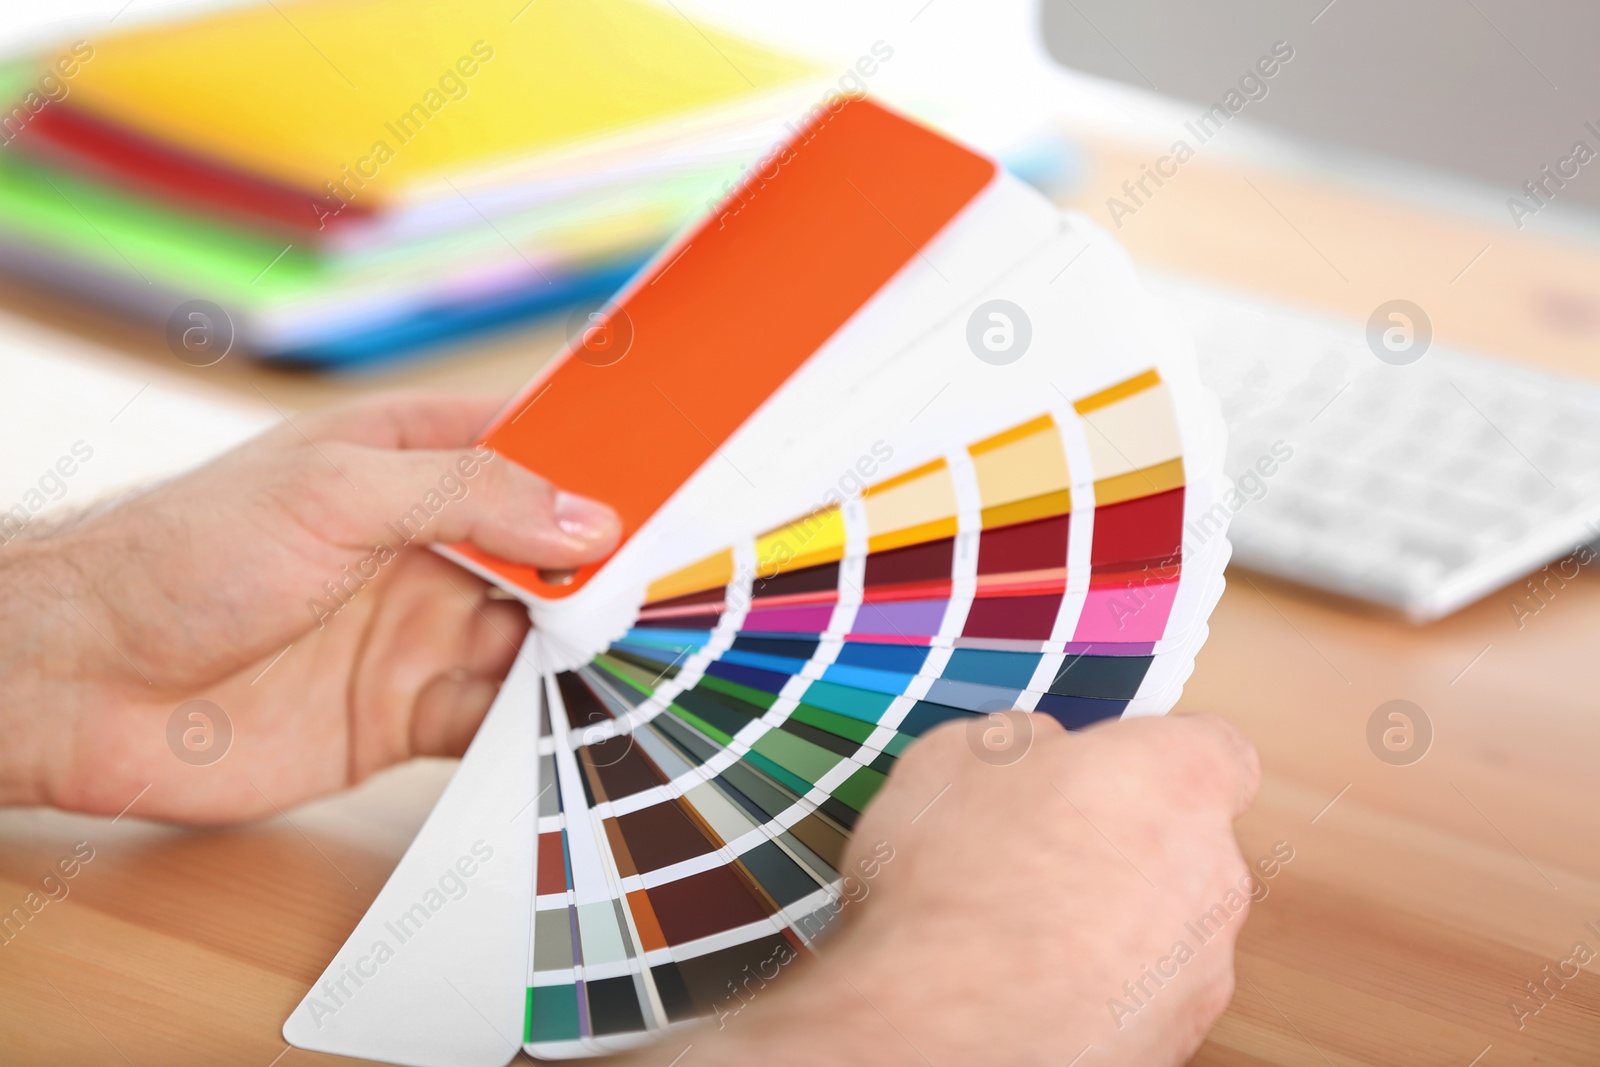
1166 713 1261 820
308 443 622 570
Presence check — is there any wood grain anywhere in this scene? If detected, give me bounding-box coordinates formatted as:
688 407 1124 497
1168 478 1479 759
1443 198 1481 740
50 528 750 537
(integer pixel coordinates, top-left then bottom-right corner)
3 136 1599 1065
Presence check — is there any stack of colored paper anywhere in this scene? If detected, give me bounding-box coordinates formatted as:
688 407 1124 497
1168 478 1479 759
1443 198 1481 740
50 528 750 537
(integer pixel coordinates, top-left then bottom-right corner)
280 99 1231 1066
0 0 831 365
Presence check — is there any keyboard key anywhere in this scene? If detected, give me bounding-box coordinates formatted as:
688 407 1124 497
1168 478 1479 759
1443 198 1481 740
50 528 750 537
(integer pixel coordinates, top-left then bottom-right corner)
1150 271 1600 619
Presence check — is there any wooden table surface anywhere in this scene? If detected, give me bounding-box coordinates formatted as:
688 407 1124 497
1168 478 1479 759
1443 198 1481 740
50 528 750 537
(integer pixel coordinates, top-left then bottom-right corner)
3 134 1600 1066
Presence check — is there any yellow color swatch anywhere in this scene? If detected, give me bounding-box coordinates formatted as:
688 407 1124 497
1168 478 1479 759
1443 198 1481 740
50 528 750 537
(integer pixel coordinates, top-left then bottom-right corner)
1074 369 1161 414
864 460 957 553
756 506 845 577
1094 457 1186 506
1077 378 1182 481
68 0 819 196
969 416 1072 527
645 547 733 605
979 488 1074 530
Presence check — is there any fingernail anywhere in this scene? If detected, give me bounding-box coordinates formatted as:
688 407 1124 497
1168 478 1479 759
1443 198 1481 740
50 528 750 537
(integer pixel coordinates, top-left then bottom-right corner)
554 491 618 543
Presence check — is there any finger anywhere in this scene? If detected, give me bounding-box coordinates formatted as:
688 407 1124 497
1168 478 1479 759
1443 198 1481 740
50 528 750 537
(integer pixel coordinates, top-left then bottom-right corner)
410 668 506 758
266 392 510 452
407 591 532 758
1166 713 1261 819
317 443 621 568
350 560 531 770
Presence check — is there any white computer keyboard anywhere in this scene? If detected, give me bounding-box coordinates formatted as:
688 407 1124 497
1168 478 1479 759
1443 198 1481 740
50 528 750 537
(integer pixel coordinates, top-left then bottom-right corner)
1148 272 1600 621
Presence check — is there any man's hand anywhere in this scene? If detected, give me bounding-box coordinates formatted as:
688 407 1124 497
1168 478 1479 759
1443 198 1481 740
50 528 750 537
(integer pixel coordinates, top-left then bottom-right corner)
0 392 619 823
612 712 1261 1066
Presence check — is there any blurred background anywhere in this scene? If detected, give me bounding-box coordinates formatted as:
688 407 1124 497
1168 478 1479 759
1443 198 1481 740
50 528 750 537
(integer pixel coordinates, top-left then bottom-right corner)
1046 0 1600 212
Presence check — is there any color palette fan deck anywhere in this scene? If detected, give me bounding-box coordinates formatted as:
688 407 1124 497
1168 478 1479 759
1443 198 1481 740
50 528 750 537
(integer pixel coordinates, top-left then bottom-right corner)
282 95 1230 1067
526 375 1214 1052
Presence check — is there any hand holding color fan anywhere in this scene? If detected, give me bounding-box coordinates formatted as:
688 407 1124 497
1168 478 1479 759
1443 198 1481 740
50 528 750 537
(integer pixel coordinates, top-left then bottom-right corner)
284 97 1230 1065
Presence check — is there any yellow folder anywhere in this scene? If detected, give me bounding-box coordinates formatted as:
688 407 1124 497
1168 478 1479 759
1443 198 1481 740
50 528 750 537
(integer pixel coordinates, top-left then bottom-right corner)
66 0 818 202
